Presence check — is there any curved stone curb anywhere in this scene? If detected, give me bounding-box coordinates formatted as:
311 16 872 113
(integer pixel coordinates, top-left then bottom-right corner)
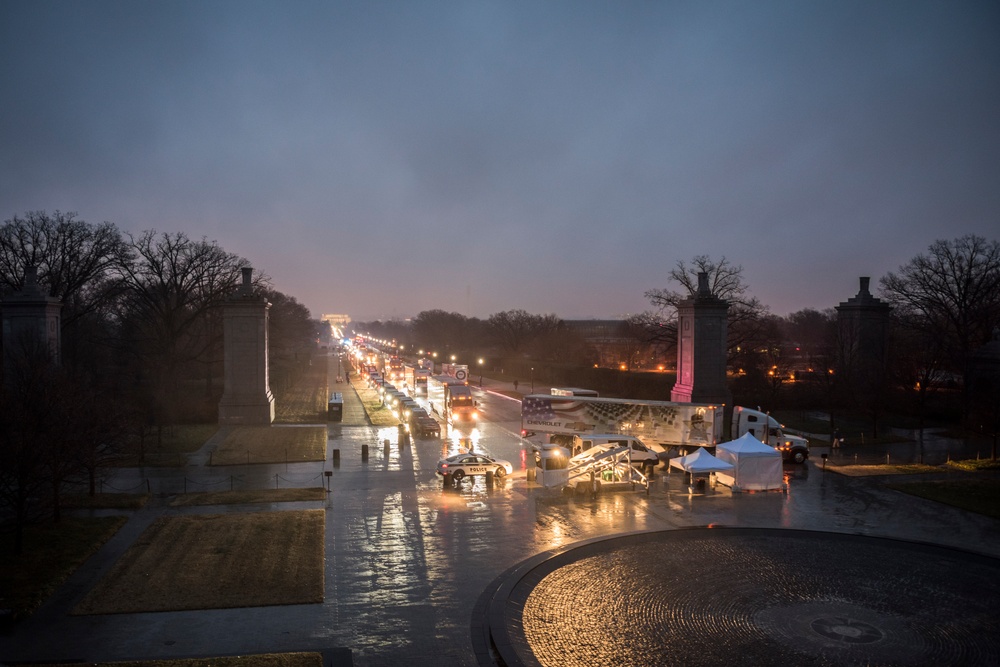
474 527 1000 666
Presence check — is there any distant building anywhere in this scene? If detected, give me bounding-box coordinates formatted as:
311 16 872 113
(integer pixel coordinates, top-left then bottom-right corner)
321 313 352 342
563 319 663 370
322 313 352 328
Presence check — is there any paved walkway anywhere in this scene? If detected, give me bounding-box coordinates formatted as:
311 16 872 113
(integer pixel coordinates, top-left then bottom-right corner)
477 528 1000 666
2 356 999 666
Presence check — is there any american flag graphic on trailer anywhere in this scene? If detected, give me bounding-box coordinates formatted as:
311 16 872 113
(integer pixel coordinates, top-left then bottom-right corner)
522 395 717 445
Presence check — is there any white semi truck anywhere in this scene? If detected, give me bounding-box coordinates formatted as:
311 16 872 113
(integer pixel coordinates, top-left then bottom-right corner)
520 394 722 452
427 374 478 424
521 395 810 464
731 406 810 463
403 364 431 396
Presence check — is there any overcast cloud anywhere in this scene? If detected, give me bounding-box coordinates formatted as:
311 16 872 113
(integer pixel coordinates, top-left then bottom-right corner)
2 1 998 321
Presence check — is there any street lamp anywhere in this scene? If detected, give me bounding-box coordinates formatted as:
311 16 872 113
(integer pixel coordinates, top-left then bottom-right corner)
478 358 484 386
530 367 534 393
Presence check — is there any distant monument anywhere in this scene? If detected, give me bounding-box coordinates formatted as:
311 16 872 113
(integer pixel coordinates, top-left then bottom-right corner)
835 276 890 377
218 267 275 425
1 266 62 384
671 272 732 410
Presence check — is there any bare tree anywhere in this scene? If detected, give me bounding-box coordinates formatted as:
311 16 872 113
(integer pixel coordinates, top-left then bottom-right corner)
881 235 1000 416
265 289 320 395
644 255 770 364
410 309 482 354
616 315 656 371
488 310 561 354
112 231 256 426
0 333 60 554
0 211 129 326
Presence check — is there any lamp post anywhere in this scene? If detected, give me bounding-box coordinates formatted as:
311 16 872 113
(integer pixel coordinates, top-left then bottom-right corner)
478 358 484 386
530 367 534 393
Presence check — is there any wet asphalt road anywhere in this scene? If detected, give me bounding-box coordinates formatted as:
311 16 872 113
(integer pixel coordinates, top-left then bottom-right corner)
2 370 999 666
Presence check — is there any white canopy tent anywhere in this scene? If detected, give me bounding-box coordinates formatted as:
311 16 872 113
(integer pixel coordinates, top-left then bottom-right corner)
716 433 785 492
668 447 734 475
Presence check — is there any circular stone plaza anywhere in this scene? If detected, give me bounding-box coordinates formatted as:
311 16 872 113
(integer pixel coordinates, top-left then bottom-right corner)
474 527 1000 667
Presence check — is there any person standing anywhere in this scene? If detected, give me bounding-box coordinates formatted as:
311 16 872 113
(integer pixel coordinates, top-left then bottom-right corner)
833 430 843 448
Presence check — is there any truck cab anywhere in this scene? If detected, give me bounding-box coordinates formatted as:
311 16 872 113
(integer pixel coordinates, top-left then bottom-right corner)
732 407 809 463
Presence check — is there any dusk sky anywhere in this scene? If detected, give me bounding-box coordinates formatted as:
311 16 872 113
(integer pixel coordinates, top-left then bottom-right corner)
2 1 998 323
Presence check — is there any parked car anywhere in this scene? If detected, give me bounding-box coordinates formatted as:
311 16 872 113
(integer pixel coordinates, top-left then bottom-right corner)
436 453 512 481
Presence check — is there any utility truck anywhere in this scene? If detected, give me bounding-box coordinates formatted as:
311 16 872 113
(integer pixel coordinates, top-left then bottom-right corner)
427 374 478 424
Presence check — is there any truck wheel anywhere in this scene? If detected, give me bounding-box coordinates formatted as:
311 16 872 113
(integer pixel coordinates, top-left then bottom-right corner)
494 467 507 479
452 470 465 482
792 450 806 464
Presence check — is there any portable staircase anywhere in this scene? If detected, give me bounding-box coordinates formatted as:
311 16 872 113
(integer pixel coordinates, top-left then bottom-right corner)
565 446 649 493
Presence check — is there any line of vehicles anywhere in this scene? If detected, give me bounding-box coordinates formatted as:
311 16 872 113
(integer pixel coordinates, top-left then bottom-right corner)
350 339 482 439
346 337 809 491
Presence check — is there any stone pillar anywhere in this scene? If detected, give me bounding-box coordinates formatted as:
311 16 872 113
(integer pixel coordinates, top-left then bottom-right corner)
218 267 275 425
835 277 891 376
1 266 62 384
671 272 732 410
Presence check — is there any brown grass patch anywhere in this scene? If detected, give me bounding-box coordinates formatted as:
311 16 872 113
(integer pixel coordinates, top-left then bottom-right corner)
61 493 151 510
351 380 401 427
73 510 324 614
274 359 328 423
210 426 326 465
828 463 942 477
887 478 1000 519
170 488 326 507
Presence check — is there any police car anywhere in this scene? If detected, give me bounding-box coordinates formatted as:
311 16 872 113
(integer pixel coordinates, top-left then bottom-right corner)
436 453 513 481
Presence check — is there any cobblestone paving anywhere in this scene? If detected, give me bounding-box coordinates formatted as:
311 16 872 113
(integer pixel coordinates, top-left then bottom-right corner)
494 528 1000 667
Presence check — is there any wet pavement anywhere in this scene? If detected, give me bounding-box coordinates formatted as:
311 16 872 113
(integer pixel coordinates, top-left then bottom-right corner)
2 361 1000 666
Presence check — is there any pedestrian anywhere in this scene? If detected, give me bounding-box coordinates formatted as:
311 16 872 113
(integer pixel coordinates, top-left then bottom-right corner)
833 430 843 449
513 380 519 392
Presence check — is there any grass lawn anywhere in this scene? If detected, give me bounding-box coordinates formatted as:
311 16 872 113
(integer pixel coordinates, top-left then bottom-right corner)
0 516 127 620
351 379 401 427
73 510 324 614
274 358 329 424
827 463 942 477
61 493 151 510
210 426 326 465
887 478 1000 519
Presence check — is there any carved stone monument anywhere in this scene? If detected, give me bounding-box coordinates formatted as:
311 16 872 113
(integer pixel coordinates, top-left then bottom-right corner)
671 272 732 409
835 276 890 376
1 266 62 383
218 267 275 425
